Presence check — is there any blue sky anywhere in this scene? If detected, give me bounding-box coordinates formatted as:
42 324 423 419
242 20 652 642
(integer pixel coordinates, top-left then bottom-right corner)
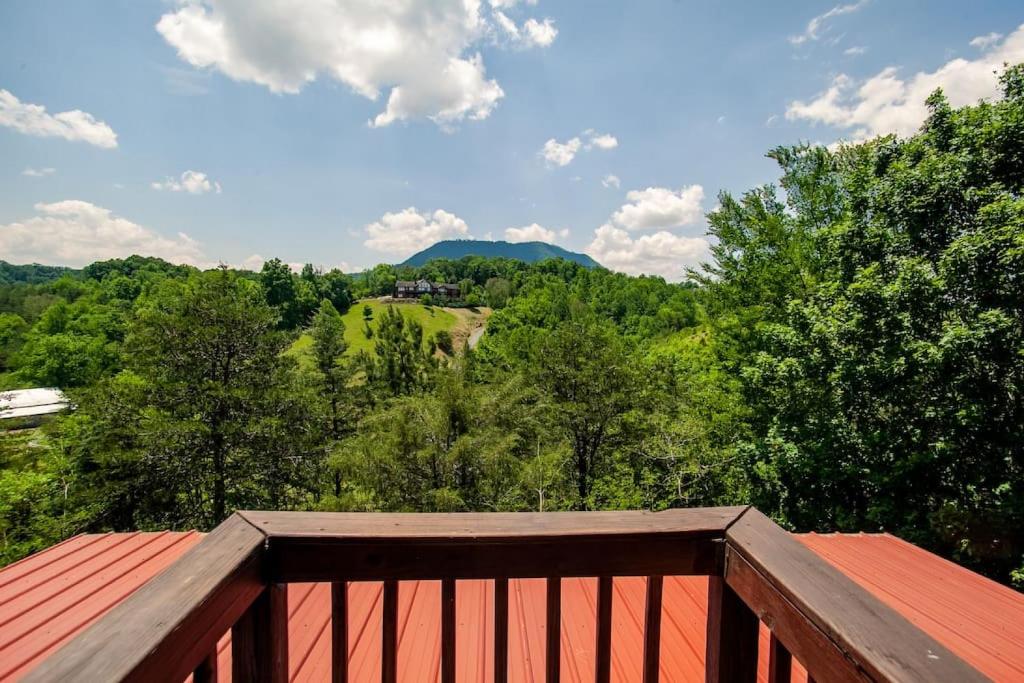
1 1 1022 280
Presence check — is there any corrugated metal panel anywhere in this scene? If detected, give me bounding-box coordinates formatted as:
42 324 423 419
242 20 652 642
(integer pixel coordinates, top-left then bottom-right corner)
0 531 204 681
0 388 69 420
800 532 1024 682
1 530 1022 682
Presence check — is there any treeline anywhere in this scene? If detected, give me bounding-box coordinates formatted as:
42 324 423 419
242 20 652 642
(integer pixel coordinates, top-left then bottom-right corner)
2 66 1023 588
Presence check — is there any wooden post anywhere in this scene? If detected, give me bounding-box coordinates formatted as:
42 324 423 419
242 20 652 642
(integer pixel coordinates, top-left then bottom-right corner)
193 649 218 683
768 633 792 683
494 578 509 683
232 583 289 683
643 576 664 683
595 577 613 683
546 577 561 683
441 579 456 683
705 576 758 683
382 580 398 683
332 582 348 683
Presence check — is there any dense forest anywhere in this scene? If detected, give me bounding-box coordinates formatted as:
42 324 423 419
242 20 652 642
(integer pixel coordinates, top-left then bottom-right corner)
2 67 1022 589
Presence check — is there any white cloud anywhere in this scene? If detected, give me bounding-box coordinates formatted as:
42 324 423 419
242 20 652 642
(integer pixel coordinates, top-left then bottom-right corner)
542 129 617 167
0 200 204 267
970 32 1003 49
492 12 556 48
541 137 582 166
601 174 620 189
494 10 519 38
156 0 553 129
363 207 469 257
22 167 56 178
585 130 618 150
716 115 726 125
584 183 709 280
522 18 557 48
152 170 222 194
844 45 867 56
786 25 1024 139
765 114 779 127
609 185 705 232
489 0 538 8
504 223 564 243
0 89 117 149
789 1 869 46
586 225 709 281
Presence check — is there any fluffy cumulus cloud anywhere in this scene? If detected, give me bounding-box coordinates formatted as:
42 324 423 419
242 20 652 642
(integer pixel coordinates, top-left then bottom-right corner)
363 207 469 257
585 183 709 281
0 201 204 267
601 174 620 189
489 0 538 8
152 170 222 194
609 185 705 231
541 137 581 166
504 223 567 243
585 130 618 150
0 89 117 148
787 25 1024 139
586 225 709 281
541 130 617 167
156 0 555 129
494 12 557 48
970 32 1003 49
789 0 869 46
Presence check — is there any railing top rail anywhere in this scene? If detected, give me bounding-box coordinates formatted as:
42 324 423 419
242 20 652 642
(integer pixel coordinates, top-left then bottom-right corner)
725 508 989 683
20 506 990 683
237 506 749 540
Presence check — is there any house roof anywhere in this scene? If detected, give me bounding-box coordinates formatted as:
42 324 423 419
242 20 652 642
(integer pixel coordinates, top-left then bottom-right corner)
0 388 69 420
1 530 1022 682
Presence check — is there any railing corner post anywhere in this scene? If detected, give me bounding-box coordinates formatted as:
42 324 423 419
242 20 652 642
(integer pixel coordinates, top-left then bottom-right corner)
232 582 289 683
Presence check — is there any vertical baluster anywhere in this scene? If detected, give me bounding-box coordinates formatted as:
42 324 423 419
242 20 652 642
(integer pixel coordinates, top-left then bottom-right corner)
441 579 456 683
193 649 218 683
494 578 509 683
643 576 664 683
705 576 758 683
232 583 289 683
332 582 348 683
546 577 561 683
768 633 792 683
382 580 398 683
595 577 613 683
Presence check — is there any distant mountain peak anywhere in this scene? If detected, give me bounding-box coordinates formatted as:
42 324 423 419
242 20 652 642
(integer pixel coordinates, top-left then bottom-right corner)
400 240 601 268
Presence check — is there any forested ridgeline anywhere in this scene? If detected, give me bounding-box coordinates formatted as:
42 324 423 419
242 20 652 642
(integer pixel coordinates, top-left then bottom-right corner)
2 67 1022 588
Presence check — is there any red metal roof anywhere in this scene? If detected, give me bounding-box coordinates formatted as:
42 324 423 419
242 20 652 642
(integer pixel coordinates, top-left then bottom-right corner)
2 530 1022 682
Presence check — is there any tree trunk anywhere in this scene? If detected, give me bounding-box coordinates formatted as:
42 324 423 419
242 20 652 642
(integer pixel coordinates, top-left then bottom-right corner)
574 437 589 510
211 408 227 524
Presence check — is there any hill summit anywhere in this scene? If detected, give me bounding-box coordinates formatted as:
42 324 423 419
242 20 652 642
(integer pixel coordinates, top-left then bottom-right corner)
400 240 601 268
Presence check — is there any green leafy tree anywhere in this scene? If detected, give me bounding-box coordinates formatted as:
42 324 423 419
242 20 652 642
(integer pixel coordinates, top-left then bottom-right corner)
368 306 434 396
126 267 318 525
310 300 354 495
530 313 639 508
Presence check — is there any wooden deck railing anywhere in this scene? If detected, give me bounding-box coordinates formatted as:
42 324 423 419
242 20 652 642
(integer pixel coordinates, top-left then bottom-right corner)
24 507 988 682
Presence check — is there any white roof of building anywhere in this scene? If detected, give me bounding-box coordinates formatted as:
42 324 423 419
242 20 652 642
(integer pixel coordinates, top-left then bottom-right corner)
0 388 70 420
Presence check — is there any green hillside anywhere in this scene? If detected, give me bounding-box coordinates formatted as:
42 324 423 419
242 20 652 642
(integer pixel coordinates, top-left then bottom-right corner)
287 300 488 367
400 240 600 268
0 261 78 285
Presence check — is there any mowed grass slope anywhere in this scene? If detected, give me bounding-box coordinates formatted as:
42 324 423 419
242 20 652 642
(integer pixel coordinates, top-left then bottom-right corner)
287 299 490 367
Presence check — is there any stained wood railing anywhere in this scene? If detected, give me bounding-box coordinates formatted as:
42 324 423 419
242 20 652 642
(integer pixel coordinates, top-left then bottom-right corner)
24 507 988 682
